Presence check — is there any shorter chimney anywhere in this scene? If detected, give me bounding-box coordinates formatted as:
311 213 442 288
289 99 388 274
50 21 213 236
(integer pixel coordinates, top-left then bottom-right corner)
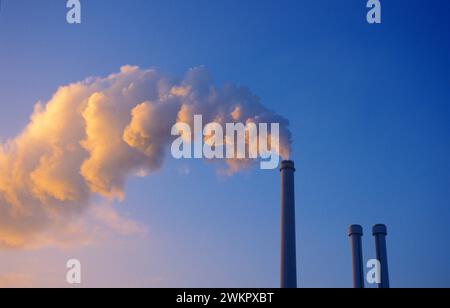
348 225 365 288
280 160 297 288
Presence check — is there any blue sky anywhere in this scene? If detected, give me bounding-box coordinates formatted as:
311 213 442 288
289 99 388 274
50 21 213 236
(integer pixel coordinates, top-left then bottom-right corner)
0 0 449 287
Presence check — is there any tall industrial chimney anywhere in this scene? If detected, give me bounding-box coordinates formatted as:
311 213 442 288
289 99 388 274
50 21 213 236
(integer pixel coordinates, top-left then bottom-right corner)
349 225 365 288
280 160 297 288
373 224 390 288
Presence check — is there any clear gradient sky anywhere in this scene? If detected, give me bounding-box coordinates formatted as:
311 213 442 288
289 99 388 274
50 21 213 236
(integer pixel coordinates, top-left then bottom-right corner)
0 0 449 288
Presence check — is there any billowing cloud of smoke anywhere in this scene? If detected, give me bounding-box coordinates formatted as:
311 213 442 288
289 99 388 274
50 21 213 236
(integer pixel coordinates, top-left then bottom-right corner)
0 66 292 249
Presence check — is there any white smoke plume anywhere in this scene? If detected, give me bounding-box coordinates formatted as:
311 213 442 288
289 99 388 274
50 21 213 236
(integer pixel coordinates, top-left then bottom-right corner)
0 66 292 249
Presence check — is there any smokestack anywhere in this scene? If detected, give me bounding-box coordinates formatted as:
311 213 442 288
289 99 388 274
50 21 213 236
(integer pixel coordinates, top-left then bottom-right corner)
280 160 297 288
372 224 390 288
348 225 365 288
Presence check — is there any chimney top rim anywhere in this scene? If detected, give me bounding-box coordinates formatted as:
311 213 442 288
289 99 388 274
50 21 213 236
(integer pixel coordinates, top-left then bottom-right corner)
280 160 295 172
373 224 388 235
348 224 363 236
